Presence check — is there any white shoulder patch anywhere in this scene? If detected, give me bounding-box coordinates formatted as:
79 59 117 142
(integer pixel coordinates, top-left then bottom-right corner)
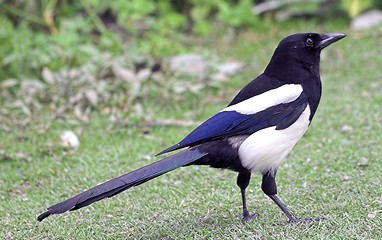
222 84 303 115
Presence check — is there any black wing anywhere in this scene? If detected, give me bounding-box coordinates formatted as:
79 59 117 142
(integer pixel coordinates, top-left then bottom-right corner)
158 92 308 155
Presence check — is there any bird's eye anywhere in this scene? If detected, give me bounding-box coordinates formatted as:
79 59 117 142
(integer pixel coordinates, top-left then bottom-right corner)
305 37 314 47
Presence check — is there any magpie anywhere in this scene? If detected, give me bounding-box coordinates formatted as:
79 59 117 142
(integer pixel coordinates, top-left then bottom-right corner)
37 32 345 223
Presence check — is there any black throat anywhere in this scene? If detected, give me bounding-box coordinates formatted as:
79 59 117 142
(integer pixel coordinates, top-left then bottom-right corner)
264 50 322 120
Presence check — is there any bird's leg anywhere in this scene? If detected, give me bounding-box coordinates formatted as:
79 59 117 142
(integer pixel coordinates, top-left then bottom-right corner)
237 172 258 222
262 171 321 224
267 194 299 222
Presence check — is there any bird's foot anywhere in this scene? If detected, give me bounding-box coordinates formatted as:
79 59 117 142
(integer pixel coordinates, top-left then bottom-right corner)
275 217 322 226
241 212 259 223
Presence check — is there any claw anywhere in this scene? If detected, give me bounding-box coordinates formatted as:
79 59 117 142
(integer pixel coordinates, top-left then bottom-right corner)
241 212 259 223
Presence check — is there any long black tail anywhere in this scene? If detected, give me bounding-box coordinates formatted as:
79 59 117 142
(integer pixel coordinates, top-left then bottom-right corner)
37 148 207 221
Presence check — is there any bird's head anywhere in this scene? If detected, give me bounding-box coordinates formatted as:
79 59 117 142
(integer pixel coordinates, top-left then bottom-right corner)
278 32 346 58
265 32 346 81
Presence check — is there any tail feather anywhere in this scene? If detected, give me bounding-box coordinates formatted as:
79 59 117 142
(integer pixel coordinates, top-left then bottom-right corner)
37 148 206 222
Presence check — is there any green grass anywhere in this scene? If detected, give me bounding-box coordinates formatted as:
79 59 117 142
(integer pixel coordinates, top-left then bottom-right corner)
1 24 382 239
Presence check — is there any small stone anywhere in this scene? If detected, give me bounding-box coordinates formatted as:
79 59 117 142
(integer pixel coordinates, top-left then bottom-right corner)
174 180 182 185
351 10 382 30
149 212 160 222
211 72 227 82
343 175 350 181
341 125 353 133
367 211 381 218
42 67 55 84
60 131 80 148
358 157 369 167
85 90 98 107
21 80 45 96
137 68 152 81
112 63 136 82
169 53 206 78
217 61 243 76
1 79 18 88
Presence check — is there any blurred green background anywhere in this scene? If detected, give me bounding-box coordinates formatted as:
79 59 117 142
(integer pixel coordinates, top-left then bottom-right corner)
1 0 380 79
1 0 381 124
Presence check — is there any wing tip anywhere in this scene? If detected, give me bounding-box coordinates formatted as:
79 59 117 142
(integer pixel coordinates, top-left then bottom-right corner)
156 144 182 156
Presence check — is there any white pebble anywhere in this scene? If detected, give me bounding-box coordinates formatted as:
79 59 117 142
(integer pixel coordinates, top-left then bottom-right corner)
60 130 80 148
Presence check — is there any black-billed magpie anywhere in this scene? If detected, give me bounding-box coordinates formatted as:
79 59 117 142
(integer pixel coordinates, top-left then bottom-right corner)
38 32 345 223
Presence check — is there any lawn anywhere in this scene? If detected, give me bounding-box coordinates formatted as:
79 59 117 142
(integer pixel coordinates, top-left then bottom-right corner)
1 22 381 239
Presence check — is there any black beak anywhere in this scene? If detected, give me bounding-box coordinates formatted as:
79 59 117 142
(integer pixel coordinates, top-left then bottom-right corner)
317 33 346 50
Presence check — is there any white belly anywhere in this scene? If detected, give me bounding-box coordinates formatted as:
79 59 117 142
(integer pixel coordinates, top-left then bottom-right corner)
238 105 311 175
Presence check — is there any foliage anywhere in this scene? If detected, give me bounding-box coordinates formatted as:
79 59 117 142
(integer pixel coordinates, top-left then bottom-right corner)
0 15 120 79
1 0 381 81
0 0 261 127
0 0 261 80
340 0 374 18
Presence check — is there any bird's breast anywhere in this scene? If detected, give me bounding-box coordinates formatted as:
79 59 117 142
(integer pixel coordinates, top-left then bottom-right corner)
238 105 311 175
